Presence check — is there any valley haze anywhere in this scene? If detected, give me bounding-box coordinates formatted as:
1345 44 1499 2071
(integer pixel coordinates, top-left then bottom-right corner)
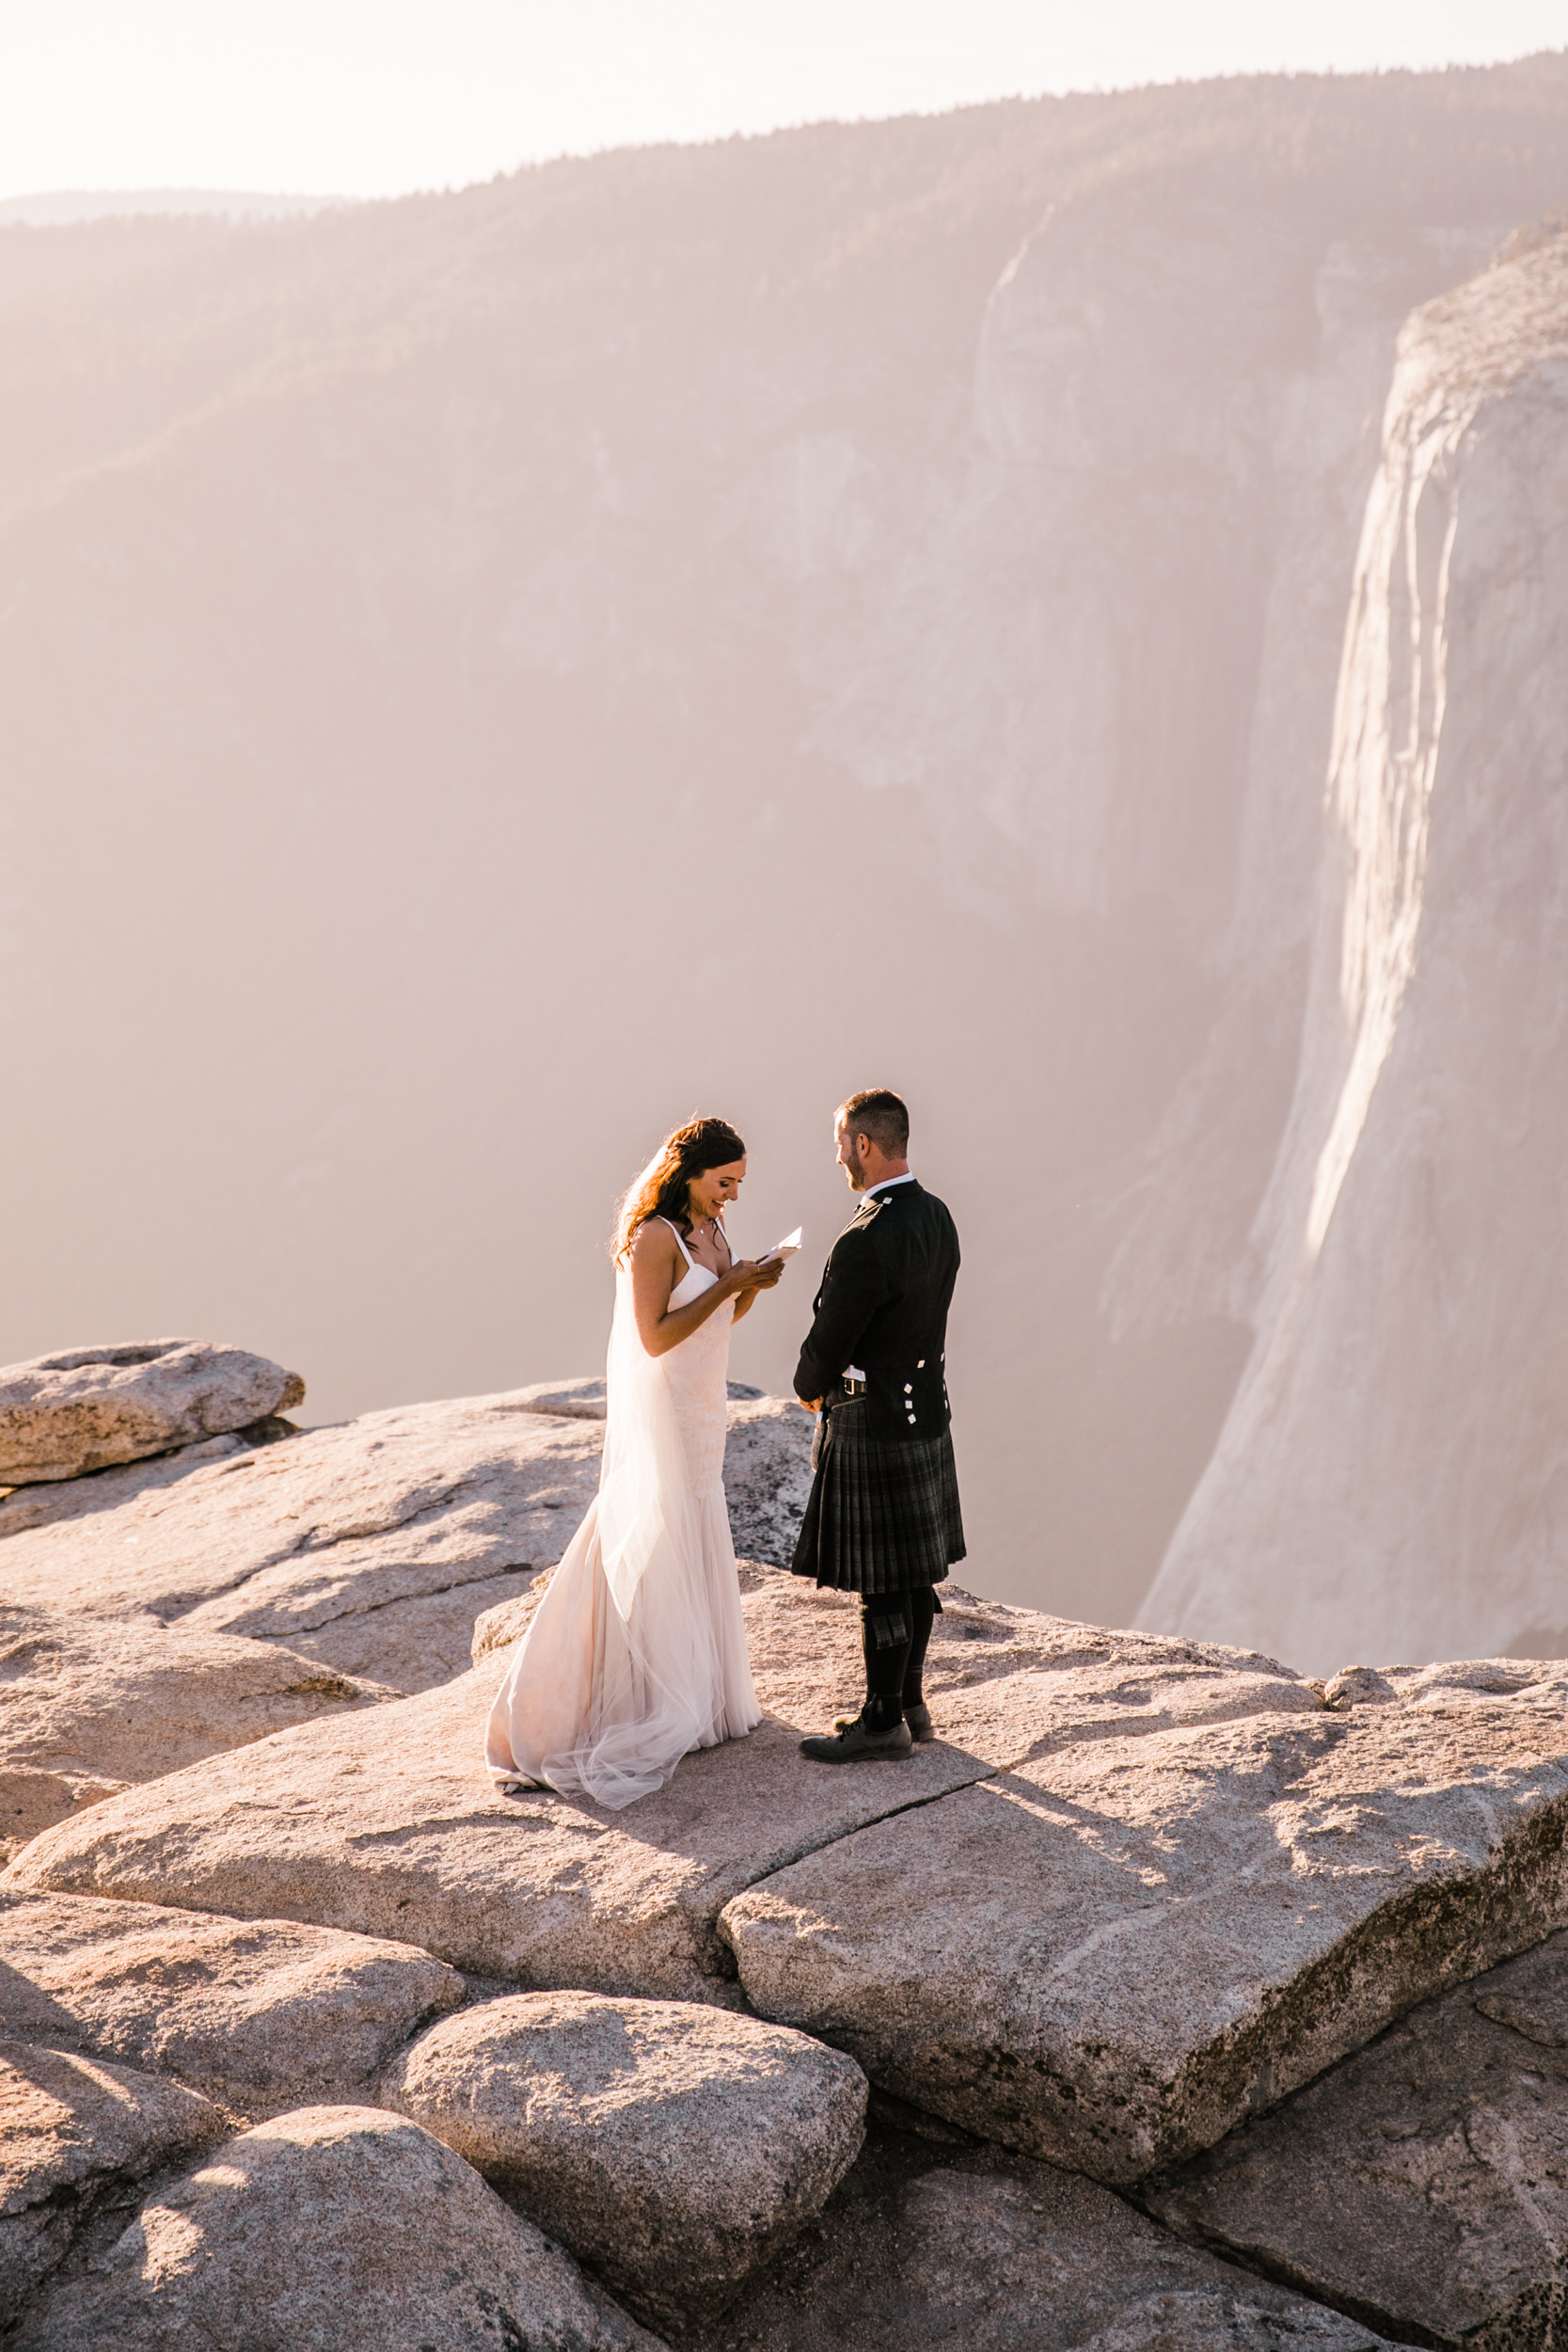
6 55 1568 1670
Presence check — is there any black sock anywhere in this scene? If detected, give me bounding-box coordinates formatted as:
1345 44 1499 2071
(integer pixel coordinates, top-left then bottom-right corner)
902 1585 937 1708
860 1595 911 1732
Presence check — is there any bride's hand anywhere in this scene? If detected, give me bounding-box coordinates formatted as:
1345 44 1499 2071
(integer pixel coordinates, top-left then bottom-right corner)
724 1256 785 1295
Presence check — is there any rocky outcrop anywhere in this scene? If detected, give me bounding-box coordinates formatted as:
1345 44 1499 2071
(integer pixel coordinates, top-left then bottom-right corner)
1148 1925 1568 2346
0 1574 1020 1999
0 1342 305 1485
514 1375 761 1419
516 1379 811 1570
0 2042 223 2327
0 1891 464 2114
0 1383 811 1692
703 2115 1395 2351
722 1655 1568 2184
7 2104 665 2352
381 1991 866 2330
0 1605 394 1859
0 1389 605 1692
1143 227 1568 1674
720 1396 815 1568
21 1567 1568 2195
7 1391 1568 2340
4 1573 1323 2011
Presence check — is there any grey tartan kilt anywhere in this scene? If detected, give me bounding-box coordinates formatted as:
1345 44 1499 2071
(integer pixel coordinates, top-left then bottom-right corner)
790 1396 966 1595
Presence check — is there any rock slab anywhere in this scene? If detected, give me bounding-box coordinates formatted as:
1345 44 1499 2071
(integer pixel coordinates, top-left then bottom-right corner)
0 1890 465 2115
381 1991 866 2329
6 2104 665 2351
721 1396 815 1570
5 1576 1319 2011
0 1389 607 1692
1148 1924 1568 2348
513 1377 763 1422
0 2041 222 2327
722 1658 1568 2182
0 1341 305 1485
0 1603 394 1859
689 2115 1394 2351
0 1384 817 1691
504 1379 809 1568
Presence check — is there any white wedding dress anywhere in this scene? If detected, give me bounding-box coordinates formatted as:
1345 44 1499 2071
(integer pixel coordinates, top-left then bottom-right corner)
484 1220 762 1809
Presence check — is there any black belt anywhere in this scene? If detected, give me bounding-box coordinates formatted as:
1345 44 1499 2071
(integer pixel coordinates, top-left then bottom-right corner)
841 1375 867 1397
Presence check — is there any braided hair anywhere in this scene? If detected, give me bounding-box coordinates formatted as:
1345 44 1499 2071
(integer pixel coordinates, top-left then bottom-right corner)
612 1115 747 1261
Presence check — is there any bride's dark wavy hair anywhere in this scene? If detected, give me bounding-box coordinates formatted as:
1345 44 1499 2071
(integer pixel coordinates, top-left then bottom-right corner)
612 1116 747 1261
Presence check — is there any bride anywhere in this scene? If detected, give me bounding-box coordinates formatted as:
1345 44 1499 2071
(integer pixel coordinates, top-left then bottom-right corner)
485 1116 785 1809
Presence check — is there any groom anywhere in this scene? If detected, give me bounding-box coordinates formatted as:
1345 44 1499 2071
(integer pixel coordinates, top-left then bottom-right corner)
791 1089 965 1760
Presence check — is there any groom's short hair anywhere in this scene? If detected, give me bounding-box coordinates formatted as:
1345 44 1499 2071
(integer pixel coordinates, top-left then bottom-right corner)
841 1089 910 1156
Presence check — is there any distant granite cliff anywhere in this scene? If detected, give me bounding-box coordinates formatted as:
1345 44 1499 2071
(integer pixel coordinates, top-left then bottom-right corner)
4 61 1568 1645
1144 222 1568 1673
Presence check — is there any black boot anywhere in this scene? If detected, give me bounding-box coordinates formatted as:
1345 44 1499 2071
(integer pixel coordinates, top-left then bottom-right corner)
800 1714 913 1763
803 1595 917 1761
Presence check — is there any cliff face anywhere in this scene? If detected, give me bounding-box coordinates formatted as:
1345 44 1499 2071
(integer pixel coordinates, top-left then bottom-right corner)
5 64 1568 1631
1143 227 1568 1673
788 187 1512 1616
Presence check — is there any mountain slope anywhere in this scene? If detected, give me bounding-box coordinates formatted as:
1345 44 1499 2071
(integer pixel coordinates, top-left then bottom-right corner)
5 58 1568 1629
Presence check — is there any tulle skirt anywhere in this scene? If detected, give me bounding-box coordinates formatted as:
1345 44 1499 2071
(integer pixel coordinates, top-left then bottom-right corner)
483 1479 761 1810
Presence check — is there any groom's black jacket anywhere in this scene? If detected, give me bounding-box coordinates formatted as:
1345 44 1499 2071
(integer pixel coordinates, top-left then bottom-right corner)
793 1180 959 1445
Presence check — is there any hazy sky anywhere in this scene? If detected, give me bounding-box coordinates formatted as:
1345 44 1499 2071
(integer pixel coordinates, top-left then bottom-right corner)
2 0 1565 200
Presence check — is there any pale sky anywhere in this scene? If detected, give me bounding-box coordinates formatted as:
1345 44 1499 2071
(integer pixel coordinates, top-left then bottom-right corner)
1 0 1565 202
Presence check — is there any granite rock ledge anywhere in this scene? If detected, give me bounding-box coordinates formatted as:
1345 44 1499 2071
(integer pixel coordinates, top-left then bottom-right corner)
13 1564 1568 2196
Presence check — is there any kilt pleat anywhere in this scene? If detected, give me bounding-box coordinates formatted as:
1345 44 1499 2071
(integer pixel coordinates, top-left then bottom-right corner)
790 1397 965 1594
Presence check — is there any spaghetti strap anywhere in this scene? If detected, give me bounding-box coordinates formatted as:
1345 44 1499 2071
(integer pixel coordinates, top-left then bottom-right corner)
658 1216 696 1270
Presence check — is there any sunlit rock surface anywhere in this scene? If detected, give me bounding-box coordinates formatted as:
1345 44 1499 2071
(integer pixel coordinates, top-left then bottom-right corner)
0 2042 223 2328
7 2105 664 2352
6 1387 1568 2335
0 1890 464 2115
381 1991 866 2331
1144 226 1568 1674
723 1653 1568 2182
0 1605 394 1859
0 1342 304 1486
17 1565 1568 2190
0 1392 599 1693
3 1574 1113 2002
0 1385 809 1694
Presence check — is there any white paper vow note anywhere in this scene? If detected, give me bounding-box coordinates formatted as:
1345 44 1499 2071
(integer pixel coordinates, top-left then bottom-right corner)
761 1227 802 1261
